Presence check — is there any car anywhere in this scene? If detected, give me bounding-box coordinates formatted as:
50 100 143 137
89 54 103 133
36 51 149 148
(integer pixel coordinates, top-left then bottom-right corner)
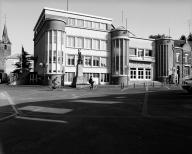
182 77 192 93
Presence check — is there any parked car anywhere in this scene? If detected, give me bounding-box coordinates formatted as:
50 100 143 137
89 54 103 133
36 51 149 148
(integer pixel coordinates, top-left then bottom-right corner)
182 78 192 93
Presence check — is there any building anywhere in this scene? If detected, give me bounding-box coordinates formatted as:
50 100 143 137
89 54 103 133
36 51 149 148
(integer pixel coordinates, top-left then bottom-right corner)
34 7 192 86
0 23 12 83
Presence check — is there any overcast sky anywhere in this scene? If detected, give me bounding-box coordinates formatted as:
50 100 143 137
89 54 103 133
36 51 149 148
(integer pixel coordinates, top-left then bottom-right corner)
0 0 192 55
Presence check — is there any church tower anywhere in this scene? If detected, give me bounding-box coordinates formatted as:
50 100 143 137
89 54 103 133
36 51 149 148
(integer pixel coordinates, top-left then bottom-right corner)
0 23 12 73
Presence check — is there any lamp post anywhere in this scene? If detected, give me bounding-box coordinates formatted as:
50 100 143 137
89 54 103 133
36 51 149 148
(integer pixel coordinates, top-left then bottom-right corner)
126 65 129 86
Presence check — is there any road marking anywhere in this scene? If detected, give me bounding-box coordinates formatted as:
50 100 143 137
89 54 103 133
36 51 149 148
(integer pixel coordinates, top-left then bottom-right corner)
19 106 72 114
72 99 121 104
16 116 67 124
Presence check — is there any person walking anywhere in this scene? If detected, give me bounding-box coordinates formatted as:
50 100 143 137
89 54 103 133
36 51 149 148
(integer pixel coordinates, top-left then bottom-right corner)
89 76 94 90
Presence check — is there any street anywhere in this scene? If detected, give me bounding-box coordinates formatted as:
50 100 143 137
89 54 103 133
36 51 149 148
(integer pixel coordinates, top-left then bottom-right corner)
0 85 192 154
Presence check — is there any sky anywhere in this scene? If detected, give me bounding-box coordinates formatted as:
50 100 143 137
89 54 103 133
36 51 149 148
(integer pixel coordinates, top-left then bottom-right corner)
0 0 192 55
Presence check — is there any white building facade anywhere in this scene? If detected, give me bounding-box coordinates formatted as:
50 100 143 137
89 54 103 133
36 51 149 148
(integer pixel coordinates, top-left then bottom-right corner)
34 8 155 85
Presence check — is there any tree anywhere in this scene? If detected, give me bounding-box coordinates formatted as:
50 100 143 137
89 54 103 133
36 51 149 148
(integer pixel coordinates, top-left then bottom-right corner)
180 35 186 41
149 34 170 39
12 46 32 75
187 33 192 41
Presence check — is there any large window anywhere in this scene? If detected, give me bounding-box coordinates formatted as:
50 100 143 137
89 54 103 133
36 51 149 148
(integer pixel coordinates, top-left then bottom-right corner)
76 37 84 48
145 69 151 79
138 68 144 79
138 49 144 57
93 57 99 67
176 53 180 63
77 19 84 27
85 38 92 49
66 72 75 82
100 23 107 30
53 50 57 63
100 40 107 50
85 56 92 66
68 18 75 26
129 48 137 56
145 49 152 57
92 39 100 50
101 57 107 67
53 31 57 44
49 31 52 44
130 68 136 79
185 54 188 63
101 73 109 82
67 36 75 48
84 20 92 28
67 55 75 66
92 22 100 29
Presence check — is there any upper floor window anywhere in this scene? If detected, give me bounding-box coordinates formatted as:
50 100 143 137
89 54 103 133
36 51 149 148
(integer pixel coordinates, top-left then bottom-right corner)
77 19 84 27
4 45 7 50
101 57 107 67
176 53 180 63
67 36 75 48
92 39 100 50
84 20 92 28
68 18 75 26
67 55 75 66
92 22 100 29
138 49 144 57
85 56 92 66
185 54 188 63
145 49 152 57
53 31 57 44
100 40 107 50
49 31 52 44
129 48 137 56
93 57 99 66
85 38 92 49
76 37 84 48
100 23 107 30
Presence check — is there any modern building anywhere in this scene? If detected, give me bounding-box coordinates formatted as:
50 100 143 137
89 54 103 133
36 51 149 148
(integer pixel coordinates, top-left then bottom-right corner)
34 7 192 86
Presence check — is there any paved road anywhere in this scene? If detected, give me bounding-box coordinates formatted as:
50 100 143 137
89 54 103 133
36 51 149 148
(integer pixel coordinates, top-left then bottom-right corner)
0 85 192 154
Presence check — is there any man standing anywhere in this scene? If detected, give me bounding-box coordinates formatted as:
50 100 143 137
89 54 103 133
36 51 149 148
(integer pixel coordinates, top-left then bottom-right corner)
89 76 94 89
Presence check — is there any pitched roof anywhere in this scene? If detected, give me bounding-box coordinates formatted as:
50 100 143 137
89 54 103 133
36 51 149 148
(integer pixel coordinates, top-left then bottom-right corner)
2 24 11 44
174 40 186 47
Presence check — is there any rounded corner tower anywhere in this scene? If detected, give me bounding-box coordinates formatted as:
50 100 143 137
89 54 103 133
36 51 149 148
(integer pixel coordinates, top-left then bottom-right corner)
154 38 174 82
110 26 130 85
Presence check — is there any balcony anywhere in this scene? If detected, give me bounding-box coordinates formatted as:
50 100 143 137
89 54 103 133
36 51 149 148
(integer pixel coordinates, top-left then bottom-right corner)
129 55 155 63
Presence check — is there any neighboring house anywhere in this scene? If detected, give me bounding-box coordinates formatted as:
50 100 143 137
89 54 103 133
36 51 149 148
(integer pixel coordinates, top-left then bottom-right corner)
33 7 192 86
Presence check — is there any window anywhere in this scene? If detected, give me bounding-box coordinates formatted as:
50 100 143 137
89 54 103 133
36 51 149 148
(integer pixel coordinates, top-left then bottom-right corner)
4 45 7 50
101 73 109 82
176 53 180 63
67 36 75 48
61 32 64 45
92 22 100 29
85 38 92 49
77 19 84 27
130 68 136 79
145 49 152 57
92 39 100 50
101 57 107 67
85 20 92 28
53 31 57 44
49 31 52 44
129 48 137 55
145 69 151 79
93 57 99 66
85 56 92 66
53 50 57 63
49 50 52 63
185 54 188 63
68 18 75 26
138 49 144 57
66 72 75 82
58 50 62 64
100 40 107 50
138 68 144 79
76 37 84 48
100 23 107 30
67 55 75 66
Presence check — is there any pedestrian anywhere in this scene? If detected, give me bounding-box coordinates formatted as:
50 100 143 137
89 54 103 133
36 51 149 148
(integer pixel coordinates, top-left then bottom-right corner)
89 76 94 89
51 77 58 90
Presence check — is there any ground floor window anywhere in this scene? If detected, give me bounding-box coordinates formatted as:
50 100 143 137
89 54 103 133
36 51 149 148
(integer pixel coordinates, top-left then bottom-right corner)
138 68 144 79
65 72 75 82
101 73 109 82
130 68 136 79
145 69 151 79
